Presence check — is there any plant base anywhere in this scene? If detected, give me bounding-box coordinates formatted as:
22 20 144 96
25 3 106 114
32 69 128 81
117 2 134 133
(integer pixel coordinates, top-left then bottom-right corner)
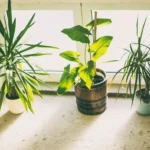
75 68 107 115
5 96 25 114
135 89 150 116
136 102 150 116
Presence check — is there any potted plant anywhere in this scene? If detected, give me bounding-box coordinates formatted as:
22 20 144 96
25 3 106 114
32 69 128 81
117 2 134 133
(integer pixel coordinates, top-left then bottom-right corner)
57 12 113 115
0 0 58 114
112 17 150 116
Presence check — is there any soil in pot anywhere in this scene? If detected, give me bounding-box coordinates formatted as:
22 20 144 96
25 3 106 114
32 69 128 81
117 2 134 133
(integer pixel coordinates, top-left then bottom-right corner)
75 68 107 115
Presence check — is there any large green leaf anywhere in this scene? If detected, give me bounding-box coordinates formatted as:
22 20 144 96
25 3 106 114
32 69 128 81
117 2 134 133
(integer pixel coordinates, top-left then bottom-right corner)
57 65 78 95
79 60 95 89
86 18 112 28
62 25 91 43
90 36 113 61
59 51 80 62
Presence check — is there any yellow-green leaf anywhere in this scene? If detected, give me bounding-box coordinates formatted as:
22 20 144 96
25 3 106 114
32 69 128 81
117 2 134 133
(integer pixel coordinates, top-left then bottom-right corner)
90 36 113 61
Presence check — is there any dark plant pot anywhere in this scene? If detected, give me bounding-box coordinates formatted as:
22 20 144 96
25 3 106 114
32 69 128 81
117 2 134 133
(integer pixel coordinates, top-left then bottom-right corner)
74 68 107 115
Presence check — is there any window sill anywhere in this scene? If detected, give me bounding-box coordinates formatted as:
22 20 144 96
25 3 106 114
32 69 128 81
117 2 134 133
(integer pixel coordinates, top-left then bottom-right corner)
38 82 135 98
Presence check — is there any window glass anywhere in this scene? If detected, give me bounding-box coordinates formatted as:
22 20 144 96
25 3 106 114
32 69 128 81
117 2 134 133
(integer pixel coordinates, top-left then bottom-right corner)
92 10 150 72
13 10 76 71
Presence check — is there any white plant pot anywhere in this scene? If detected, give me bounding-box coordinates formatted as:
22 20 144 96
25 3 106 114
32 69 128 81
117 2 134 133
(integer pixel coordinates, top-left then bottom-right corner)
5 95 25 114
135 91 150 116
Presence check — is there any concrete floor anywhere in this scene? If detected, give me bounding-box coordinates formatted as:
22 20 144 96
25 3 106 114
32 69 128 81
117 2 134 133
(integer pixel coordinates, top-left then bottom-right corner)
0 95 150 150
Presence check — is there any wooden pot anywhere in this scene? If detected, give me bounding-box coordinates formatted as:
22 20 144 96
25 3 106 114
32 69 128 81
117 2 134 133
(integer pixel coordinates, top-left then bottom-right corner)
74 68 107 115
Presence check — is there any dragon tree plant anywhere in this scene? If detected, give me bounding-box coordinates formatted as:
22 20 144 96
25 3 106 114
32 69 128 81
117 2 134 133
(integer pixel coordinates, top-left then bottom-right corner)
57 12 113 95
0 0 58 113
112 17 150 104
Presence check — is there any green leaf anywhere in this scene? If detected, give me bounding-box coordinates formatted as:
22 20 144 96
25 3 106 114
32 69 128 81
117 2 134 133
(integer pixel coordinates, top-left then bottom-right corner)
9 18 16 46
25 75 39 86
7 0 12 34
0 20 9 42
143 57 150 62
86 18 112 28
23 52 52 57
14 49 36 73
57 65 78 95
0 47 5 56
102 60 119 63
90 36 113 61
25 44 59 49
12 13 35 50
14 42 42 56
0 81 6 109
0 73 6 78
23 76 42 98
140 17 147 41
62 25 91 43
59 65 70 83
79 60 95 89
136 17 138 37
59 51 80 62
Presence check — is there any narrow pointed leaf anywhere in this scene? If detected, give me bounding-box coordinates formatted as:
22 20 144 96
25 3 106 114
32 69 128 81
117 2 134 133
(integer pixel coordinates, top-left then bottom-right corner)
140 17 147 41
0 81 6 109
23 52 52 57
136 17 138 37
25 44 59 49
12 13 35 49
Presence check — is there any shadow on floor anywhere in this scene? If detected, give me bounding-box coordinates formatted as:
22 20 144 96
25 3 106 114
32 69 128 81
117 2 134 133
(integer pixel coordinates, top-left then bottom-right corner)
111 112 150 150
0 111 22 134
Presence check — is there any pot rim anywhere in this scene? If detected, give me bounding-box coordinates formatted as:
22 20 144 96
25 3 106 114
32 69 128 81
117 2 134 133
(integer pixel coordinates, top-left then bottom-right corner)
76 68 107 89
5 93 19 100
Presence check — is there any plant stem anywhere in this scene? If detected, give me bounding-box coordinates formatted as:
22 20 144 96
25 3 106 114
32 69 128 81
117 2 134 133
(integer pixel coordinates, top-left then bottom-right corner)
94 11 97 75
89 43 91 60
84 44 87 65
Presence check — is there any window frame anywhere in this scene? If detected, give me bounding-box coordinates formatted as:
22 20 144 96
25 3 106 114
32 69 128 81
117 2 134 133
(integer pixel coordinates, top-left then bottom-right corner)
0 2 83 82
1 2 150 83
82 3 150 84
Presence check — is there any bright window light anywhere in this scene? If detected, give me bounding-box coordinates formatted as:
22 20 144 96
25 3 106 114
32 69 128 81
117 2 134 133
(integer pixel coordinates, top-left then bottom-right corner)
92 10 150 73
12 10 76 71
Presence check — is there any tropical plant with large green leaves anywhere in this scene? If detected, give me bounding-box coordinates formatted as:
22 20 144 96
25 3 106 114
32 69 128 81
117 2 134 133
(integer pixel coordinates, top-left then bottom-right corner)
0 0 58 113
57 13 113 95
112 17 150 104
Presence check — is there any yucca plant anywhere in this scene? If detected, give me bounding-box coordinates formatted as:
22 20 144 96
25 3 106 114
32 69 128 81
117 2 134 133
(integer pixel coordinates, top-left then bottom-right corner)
113 17 150 104
0 0 58 113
